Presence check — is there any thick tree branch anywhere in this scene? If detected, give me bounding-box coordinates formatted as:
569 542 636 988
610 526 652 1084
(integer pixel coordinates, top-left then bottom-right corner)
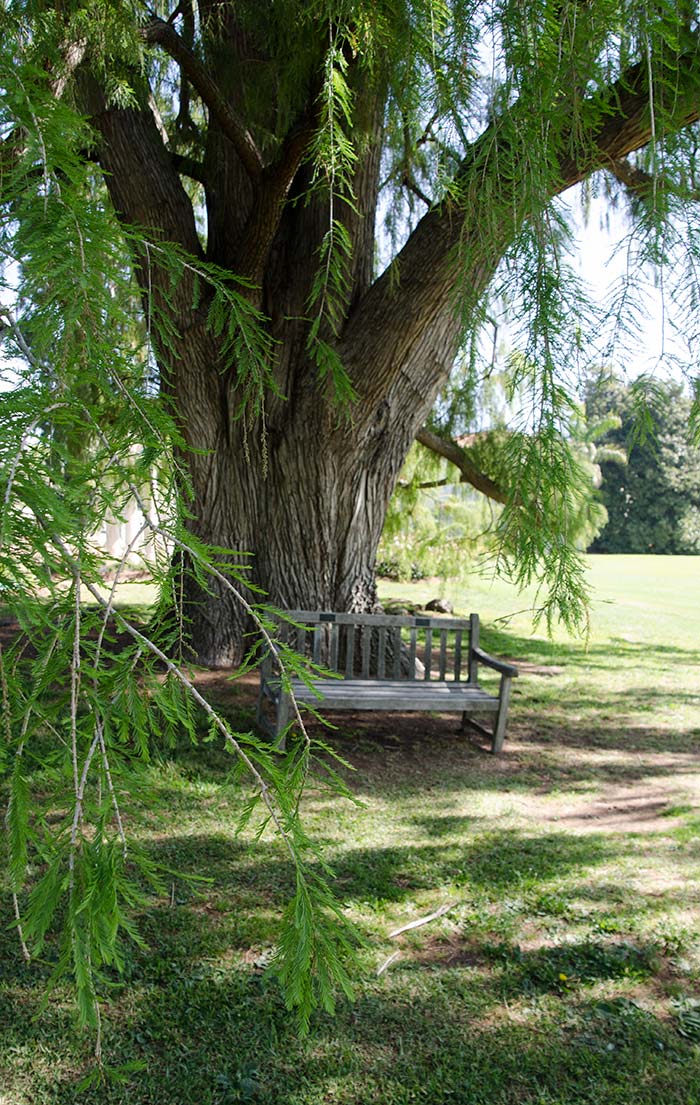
142 16 264 179
401 172 432 208
48 38 87 99
416 428 507 503
609 156 656 195
402 478 449 490
341 42 700 409
232 107 325 283
609 155 700 202
171 152 207 183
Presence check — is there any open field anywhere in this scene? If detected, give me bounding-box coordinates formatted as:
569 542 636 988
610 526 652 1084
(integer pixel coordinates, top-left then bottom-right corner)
2 555 700 1104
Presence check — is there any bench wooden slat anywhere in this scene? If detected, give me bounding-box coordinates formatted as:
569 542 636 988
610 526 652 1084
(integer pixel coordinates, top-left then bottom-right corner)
377 627 386 680
409 627 417 680
468 612 479 683
424 628 432 680
330 622 339 671
345 625 355 678
285 610 479 631
361 626 371 678
439 629 447 680
289 678 499 712
454 629 462 682
392 628 401 679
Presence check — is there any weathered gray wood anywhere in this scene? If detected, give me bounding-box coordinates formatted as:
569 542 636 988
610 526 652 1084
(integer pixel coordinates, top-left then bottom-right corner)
345 626 355 678
361 626 371 678
471 646 519 678
454 629 463 682
392 628 402 679
275 689 291 751
330 622 339 671
289 678 499 712
491 675 513 754
377 626 387 679
312 626 321 665
468 613 480 683
286 610 477 631
424 628 432 680
295 625 306 653
460 714 493 741
438 630 447 679
409 627 417 679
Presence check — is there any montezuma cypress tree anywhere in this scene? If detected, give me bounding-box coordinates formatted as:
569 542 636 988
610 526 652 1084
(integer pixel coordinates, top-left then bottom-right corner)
5 1 700 665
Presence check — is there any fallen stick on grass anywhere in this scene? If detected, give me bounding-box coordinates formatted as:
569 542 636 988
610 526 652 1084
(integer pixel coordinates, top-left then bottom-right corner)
376 950 402 977
388 901 457 938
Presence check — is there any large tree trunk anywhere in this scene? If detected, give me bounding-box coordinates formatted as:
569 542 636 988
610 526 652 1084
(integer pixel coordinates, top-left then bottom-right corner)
174 334 444 667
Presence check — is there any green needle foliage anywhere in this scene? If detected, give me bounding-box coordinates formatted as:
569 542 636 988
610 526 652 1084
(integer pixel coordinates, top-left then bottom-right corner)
0 30 358 1066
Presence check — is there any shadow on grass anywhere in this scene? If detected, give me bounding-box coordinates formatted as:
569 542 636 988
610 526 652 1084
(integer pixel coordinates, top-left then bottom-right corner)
311 719 700 798
0 828 614 994
480 625 700 670
2 934 697 1105
124 828 613 924
329 830 612 902
480 936 657 996
2 815 697 1105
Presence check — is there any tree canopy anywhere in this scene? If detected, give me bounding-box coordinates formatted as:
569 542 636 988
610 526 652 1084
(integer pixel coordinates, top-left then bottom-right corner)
3 1 700 645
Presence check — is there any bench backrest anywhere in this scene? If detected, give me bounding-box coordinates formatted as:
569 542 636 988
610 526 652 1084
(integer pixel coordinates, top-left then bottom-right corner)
278 610 480 683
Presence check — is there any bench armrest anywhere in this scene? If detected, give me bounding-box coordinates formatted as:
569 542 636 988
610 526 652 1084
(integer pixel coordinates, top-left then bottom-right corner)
471 647 519 678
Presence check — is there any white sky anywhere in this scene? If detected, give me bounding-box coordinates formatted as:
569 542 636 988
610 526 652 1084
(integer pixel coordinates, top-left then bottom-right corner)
568 188 694 386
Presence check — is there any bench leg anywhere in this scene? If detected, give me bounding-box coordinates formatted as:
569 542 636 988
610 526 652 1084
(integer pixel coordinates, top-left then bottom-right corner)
490 675 513 755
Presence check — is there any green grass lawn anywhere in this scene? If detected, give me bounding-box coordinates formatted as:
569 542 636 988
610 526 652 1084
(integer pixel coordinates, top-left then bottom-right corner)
2 555 700 1104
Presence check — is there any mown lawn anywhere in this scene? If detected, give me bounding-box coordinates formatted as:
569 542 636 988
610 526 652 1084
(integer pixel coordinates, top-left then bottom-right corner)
2 555 700 1104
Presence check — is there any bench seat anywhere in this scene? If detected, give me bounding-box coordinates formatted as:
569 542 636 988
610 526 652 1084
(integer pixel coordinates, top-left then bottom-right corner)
290 678 500 713
257 610 518 754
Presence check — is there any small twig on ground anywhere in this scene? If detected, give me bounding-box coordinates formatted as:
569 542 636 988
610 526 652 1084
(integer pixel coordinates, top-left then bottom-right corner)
389 901 457 938
376 950 401 976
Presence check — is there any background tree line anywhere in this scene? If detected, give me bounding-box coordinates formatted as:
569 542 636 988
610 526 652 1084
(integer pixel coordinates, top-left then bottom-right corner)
587 373 700 555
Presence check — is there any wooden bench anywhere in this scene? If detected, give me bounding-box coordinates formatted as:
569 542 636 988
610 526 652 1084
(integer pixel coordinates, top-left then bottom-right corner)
256 611 518 754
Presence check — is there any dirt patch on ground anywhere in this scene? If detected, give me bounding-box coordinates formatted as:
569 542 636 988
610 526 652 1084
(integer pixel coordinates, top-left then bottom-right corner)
503 660 564 677
190 665 700 837
553 791 683 833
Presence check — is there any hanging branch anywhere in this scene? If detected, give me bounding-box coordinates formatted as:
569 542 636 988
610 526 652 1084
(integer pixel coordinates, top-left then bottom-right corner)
416 427 507 503
173 0 199 145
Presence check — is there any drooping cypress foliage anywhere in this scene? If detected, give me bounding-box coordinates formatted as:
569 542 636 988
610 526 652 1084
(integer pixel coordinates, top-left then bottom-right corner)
0 40 358 1061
